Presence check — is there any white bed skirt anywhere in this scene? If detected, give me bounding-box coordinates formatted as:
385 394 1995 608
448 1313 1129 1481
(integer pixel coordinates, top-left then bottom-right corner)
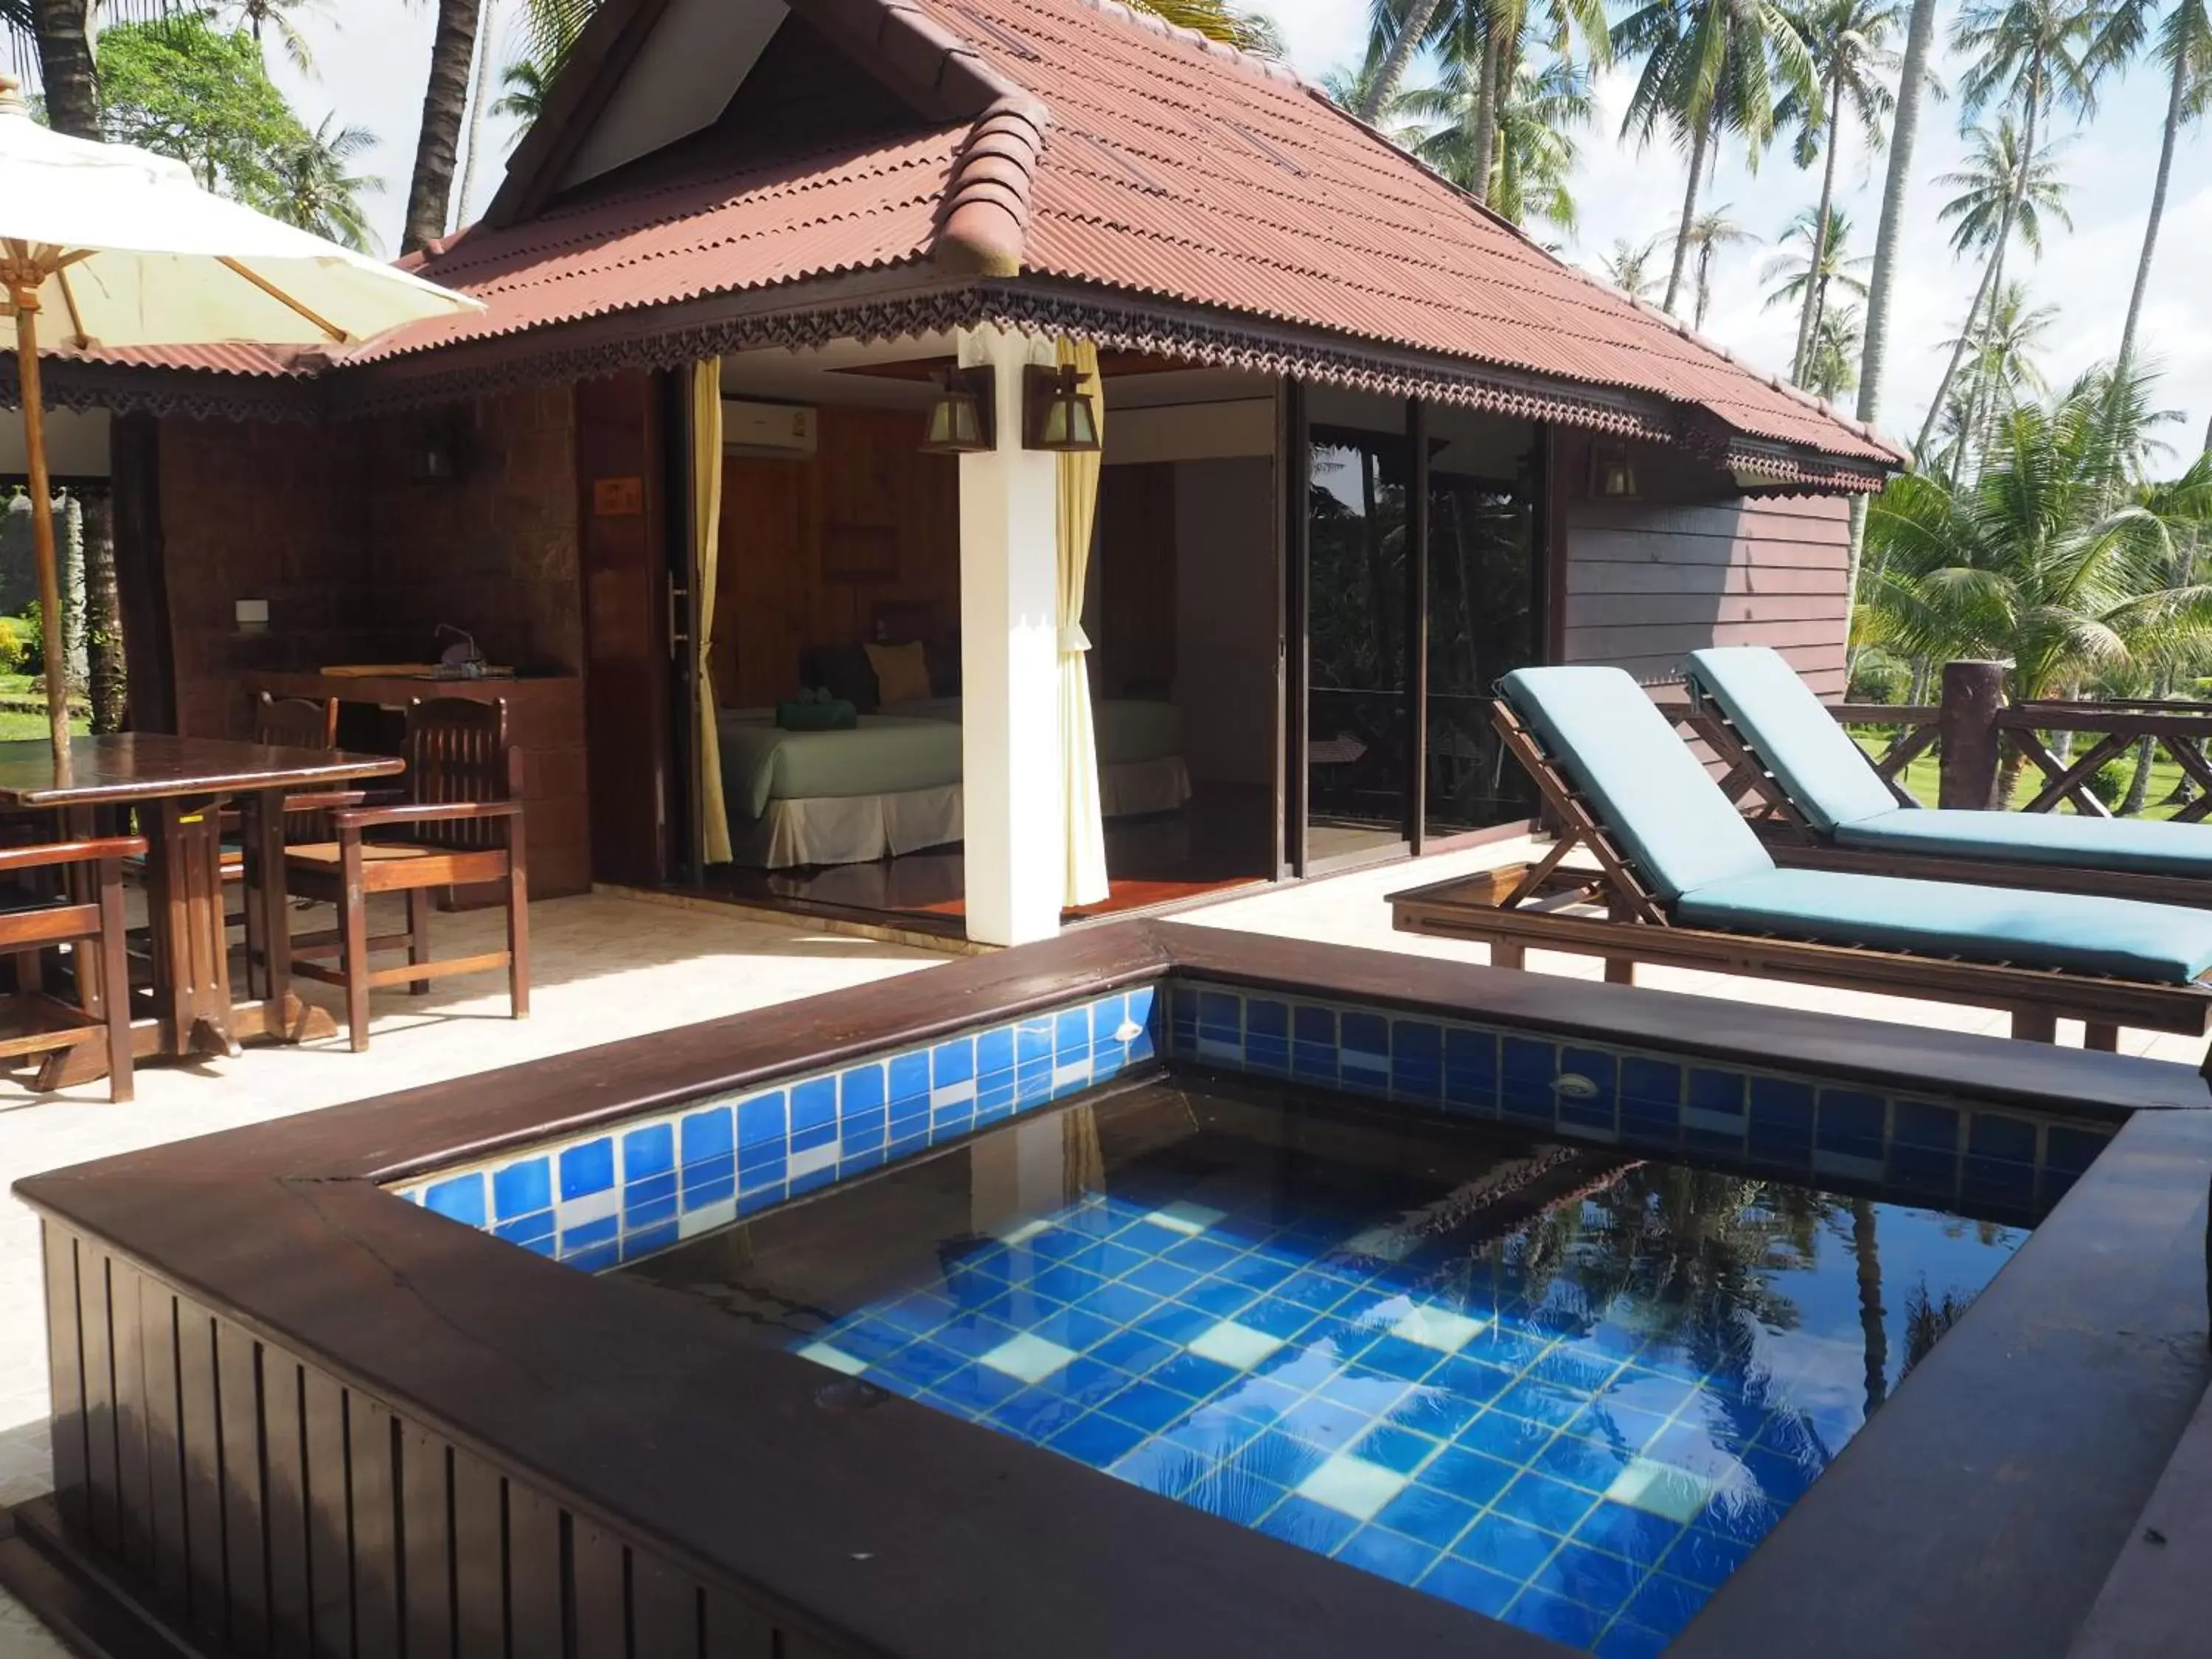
730 756 1192 869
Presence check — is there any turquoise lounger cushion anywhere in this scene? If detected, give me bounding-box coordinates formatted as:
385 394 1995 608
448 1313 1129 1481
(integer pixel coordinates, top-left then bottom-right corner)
1685 646 1900 830
1677 868 2212 984
1498 665 1773 900
1834 804 2212 877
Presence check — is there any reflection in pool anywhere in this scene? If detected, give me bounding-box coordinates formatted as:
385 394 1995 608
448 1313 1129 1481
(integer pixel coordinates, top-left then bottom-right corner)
620 1077 2026 1655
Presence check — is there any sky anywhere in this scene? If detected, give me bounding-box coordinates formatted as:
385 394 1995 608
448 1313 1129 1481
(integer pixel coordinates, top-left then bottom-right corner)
267 0 2209 467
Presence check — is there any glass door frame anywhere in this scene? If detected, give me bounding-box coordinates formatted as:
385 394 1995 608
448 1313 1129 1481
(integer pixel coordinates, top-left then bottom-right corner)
1279 381 1552 874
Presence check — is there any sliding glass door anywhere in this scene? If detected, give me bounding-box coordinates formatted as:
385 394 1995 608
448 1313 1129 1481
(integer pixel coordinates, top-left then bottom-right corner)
1290 390 1543 869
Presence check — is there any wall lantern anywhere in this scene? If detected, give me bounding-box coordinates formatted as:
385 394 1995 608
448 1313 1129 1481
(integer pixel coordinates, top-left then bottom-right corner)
1589 441 1639 500
919 366 996 454
1023 363 1101 453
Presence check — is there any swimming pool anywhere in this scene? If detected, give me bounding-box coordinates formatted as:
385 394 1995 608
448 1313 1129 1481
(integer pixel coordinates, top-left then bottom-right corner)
12 921 2207 1659
622 1076 2025 1658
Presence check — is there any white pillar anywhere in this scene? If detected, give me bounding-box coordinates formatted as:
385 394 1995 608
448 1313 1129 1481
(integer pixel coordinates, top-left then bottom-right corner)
959 325 1063 947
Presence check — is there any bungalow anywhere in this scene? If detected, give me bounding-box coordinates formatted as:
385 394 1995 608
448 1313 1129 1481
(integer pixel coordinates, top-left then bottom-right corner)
5 0 1902 947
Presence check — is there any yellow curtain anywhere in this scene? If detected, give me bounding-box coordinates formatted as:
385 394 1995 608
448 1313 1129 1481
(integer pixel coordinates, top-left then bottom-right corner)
692 360 732 864
1057 337 1109 907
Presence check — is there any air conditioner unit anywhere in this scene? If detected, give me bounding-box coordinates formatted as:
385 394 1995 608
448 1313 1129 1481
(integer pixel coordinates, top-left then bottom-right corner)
723 399 816 457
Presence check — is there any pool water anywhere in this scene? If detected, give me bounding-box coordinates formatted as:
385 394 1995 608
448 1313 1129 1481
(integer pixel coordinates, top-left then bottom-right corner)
621 1077 2028 1656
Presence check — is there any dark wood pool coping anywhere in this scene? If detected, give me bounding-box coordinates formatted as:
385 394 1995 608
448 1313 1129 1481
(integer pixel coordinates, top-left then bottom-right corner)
10 918 2211 1659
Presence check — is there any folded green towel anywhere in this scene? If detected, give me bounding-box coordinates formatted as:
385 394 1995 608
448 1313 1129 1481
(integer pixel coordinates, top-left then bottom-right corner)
775 694 857 731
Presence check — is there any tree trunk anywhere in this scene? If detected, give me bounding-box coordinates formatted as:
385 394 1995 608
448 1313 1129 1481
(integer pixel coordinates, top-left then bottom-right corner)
1911 90 2026 465
454 0 501 232
31 0 102 139
1845 0 1936 666
1954 241 2011 481
1470 20 1502 203
1852 1200 1888 1421
2116 38 2187 380
1795 75 1845 385
83 491 124 734
61 491 86 695
1358 0 1447 123
1662 111 1713 316
403 0 484 254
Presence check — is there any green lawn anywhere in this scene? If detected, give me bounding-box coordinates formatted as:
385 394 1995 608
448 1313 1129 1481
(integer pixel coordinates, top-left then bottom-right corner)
1851 731 2194 820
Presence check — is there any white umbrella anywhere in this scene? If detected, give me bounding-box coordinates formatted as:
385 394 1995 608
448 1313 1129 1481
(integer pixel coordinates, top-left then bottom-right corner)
0 75 481 764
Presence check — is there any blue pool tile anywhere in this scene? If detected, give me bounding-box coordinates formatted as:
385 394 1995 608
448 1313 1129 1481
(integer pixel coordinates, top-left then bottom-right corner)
1557 1048 1618 1133
1352 1422 1442 1475
1534 1432 1630 1494
975 1026 1015 1082
558 1138 614 1200
1089 993 1127 1048
1815 1089 1885 1159
1444 1027 1499 1114
1573 1500 1686 1570
933 1037 976 1091
2045 1123 2108 1175
1337 1525 1439 1587
1496 1471 1600 1536
1259 1495 1361 1555
1419 1556 1519 1618
560 1214 616 1251
1623 1572 1707 1639
1047 1411 1149 1470
737 1181 785 1215
1528 1540 1644 1615
1662 1524 1753 1588
1182 1467 1290 1526
1500 1037 1556 1121
621 1123 674 1181
620 1220 678 1260
737 1091 785 1150
491 1158 550 1220
790 1078 838 1150
566 1241 620 1273
1292 1004 1336 1083
1340 1010 1390 1081
1244 998 1290 1072
1417 1443 1518 1510
681 1171 735 1209
623 1172 676 1209
1893 1098 1959 1151
493 1210 554 1247
1683 1068 1745 1133
841 1065 886 1121
1375 1482 1479 1550
1110 1436 1206 1497
1595 1623 1674 1659
1507 1589 1612 1650
679 1107 733 1169
1618 1057 1680 1147
1017 1018 1054 1071
1391 1020 1444 1104
1125 986 1159 1059
887 1050 931 1107
1453 1512 1562 1581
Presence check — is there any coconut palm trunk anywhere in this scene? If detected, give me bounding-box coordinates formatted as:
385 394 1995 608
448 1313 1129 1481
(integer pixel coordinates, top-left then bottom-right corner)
1914 99 2035 459
1852 1199 1888 1420
1663 109 1715 316
453 0 501 232
403 0 484 254
1470 20 1503 201
1794 77 1846 383
1846 0 1937 667
30 0 100 139
83 491 122 734
1360 0 1448 121
2117 31 2190 379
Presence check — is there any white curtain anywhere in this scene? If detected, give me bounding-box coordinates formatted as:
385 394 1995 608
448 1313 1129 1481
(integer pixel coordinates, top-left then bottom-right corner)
1057 337 1109 907
693 360 732 864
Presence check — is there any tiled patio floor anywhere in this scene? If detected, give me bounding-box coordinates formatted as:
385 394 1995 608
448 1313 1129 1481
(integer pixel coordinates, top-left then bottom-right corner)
4 845 2202 1652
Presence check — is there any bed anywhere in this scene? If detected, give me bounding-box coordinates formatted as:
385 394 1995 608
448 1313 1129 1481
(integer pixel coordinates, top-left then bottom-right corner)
718 697 1191 869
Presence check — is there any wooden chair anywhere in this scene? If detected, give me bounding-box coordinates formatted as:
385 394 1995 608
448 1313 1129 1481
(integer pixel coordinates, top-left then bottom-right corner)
0 834 145 1101
284 698 528 1051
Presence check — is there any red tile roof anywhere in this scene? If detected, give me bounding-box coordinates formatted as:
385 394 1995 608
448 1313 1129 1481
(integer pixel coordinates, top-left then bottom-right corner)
55 0 1899 473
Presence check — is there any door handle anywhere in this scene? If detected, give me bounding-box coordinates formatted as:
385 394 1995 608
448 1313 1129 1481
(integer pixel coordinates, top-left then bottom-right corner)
667 575 689 660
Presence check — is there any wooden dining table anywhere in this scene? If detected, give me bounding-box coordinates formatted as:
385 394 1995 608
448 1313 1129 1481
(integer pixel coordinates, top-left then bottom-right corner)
0 734 405 1071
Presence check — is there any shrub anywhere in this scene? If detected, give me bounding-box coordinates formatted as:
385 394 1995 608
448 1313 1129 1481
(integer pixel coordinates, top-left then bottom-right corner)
2090 759 2134 810
0 616 24 676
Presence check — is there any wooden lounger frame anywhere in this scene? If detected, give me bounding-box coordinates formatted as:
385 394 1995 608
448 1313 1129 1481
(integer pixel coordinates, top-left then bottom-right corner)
1385 701 2212 1052
1683 688 2212 911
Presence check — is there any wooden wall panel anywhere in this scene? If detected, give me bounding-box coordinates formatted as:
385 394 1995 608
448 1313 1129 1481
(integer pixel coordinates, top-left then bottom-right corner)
1556 434 1854 698
1096 462 1178 697
29 1222 882 1659
714 405 960 708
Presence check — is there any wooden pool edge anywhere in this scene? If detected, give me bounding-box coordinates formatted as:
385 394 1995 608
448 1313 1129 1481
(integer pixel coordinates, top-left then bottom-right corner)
9 918 2210 1659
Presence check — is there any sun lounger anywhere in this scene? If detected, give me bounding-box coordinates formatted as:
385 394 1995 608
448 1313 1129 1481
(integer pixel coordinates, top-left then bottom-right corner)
1385 664 2212 1050
1683 645 2212 907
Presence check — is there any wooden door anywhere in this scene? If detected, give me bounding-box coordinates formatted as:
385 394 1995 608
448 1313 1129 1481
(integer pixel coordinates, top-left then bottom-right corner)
577 371 675 888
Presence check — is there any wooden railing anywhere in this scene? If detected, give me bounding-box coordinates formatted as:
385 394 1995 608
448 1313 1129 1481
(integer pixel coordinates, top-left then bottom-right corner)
1674 658 2212 819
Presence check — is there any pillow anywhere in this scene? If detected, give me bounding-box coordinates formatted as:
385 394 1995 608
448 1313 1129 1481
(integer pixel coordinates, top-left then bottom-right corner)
865 639 933 705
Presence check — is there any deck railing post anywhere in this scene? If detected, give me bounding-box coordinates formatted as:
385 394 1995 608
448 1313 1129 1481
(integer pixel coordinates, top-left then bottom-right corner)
1938 659 2006 810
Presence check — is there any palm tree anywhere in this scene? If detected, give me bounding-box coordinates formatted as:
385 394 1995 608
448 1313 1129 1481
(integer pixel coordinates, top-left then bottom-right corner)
1778 0 1899 383
1760 205 1870 378
1677 204 1758 328
26 0 102 135
1141 0 1283 53
454 0 499 229
1599 233 1667 300
403 0 481 252
1954 280 2057 462
268 113 379 251
1914 0 2104 457
226 0 326 75
1613 0 1816 316
1404 46 1591 230
1804 301 1865 400
1846 0 1939 651
1865 369 2212 728
1918 118 2073 462
491 52 551 133
1359 0 1455 122
2094 0 2212 385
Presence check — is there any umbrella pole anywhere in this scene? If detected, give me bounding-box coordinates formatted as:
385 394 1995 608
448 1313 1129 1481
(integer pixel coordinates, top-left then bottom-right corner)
12 294 71 768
